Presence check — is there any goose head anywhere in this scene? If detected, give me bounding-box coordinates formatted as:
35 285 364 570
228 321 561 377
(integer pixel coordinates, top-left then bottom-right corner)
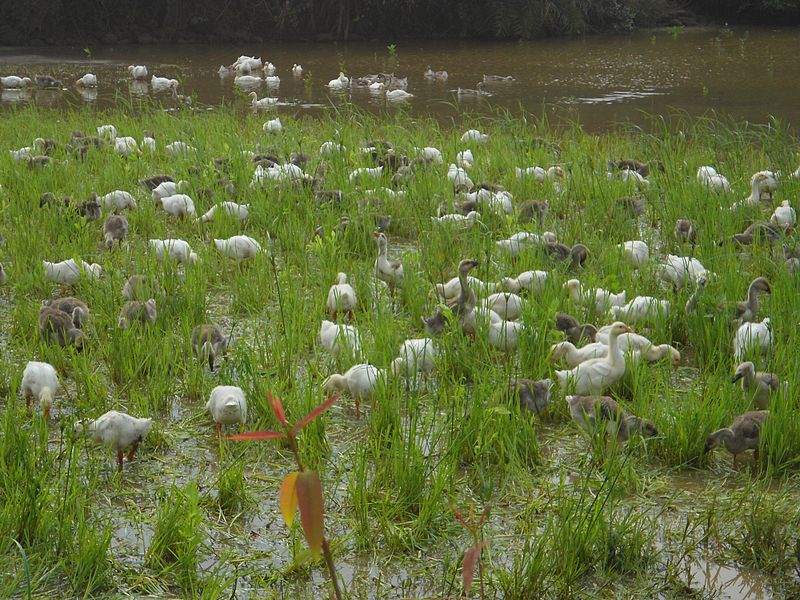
458 259 479 275
608 321 633 337
731 361 755 383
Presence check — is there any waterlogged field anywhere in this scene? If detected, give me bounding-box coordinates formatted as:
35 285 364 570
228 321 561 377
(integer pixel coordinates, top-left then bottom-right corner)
0 105 799 599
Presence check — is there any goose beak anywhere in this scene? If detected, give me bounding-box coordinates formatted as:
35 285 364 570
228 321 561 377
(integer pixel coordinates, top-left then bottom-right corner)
623 325 633 334
731 372 743 383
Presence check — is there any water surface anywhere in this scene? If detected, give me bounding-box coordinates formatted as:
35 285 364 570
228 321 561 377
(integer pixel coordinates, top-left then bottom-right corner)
1 27 798 129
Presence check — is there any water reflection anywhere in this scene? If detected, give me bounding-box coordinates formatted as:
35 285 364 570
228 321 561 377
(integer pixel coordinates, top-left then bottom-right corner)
1 88 30 105
77 86 97 102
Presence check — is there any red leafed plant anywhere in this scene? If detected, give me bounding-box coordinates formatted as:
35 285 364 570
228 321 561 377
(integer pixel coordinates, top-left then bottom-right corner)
230 392 342 600
452 502 492 599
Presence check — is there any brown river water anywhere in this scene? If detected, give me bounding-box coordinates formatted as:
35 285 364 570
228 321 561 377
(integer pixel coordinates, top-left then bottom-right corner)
1 27 799 129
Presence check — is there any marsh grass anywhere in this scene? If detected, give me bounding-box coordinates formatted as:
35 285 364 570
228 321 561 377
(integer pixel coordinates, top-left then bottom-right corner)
0 105 798 597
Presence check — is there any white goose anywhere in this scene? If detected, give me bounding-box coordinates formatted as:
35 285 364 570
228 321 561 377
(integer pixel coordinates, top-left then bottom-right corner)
619 240 649 267
43 259 102 285
733 318 773 362
151 75 178 93
609 296 670 324
75 73 97 87
488 319 524 352
731 172 770 210
327 72 349 90
214 236 261 261
149 239 198 265
21 361 60 419
1 75 33 88
565 279 626 313
326 272 357 319
432 211 480 226
319 320 362 358
75 410 153 471
323 364 385 416
497 270 548 294
292 64 303 76
496 231 557 258
114 137 139 156
391 338 437 376
554 321 632 395
249 91 278 109
374 232 403 291
100 190 137 211
386 89 413 101
770 201 796 230
456 149 474 168
159 193 196 218
206 386 247 434
199 202 250 222
127 65 148 80
697 166 730 192
460 129 488 144
152 180 185 201
658 255 711 289
482 292 524 320
262 118 282 133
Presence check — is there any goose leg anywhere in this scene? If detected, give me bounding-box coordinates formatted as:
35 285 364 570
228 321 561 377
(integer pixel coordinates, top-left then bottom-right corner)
126 443 138 462
116 451 124 471
354 398 361 419
214 422 222 437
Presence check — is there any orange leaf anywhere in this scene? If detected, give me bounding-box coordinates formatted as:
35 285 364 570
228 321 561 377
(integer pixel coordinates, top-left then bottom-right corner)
295 470 325 559
477 501 493 528
279 473 299 528
291 394 339 436
229 430 286 441
268 392 287 425
462 541 490 594
451 505 472 531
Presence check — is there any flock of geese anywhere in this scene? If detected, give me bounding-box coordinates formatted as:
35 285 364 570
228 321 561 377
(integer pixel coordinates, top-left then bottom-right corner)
4 59 796 474
2 55 513 106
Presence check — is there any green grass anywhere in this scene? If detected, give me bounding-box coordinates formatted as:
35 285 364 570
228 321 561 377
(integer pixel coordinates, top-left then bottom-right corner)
0 103 799 597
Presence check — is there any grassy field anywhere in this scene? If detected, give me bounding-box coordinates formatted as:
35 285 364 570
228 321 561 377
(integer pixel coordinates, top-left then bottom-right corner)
0 103 799 599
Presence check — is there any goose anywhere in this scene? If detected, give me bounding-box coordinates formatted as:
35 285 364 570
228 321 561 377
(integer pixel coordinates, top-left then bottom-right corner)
555 313 598 344
554 321 632 395
496 231 558 258
75 410 153 471
327 272 357 319
234 75 263 88
675 219 697 245
262 118 282 133
100 190 137 212
38 307 86 349
75 73 97 87
159 193 196 218
42 297 90 328
732 362 781 410
35 75 62 88
487 319 524 352
619 240 649 267
770 201 796 230
697 166 730 192
609 296 670 324
432 211 480 226
118 299 157 329
432 273 494 305
386 89 413 101
553 335 680 369
753 170 778 200
166 140 196 155
456 150 474 169
264 75 280 87
292 64 303 76
733 277 771 323
733 318 772 362
515 165 564 183
608 168 649 188
543 242 588 268
483 74 515 82
319 141 346 155
97 124 117 140
498 270 548 295
206 386 247 435
323 363 385 416
191 324 230 370
327 72 349 90
685 273 709 315
567 395 657 443
151 75 178 93
231 56 262 73
199 201 250 223
460 129 488 144
348 167 384 185
214 236 261 262
127 65 148 80
461 304 503 336
248 91 278 109
658 255 710 289
550 341 609 368
43 259 102 285
1 76 33 88
447 163 473 189
704 410 768 466
319 319 362 358
565 279 626 313
608 159 662 178
152 180 186 201
732 222 782 245
452 259 480 323
103 215 129 248
374 232 403 292
518 200 549 224
416 146 444 164
21 361 60 419
483 292 523 320
390 338 437 376
149 239 198 265
509 378 553 415
731 172 771 209
457 85 490 98
114 137 138 156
